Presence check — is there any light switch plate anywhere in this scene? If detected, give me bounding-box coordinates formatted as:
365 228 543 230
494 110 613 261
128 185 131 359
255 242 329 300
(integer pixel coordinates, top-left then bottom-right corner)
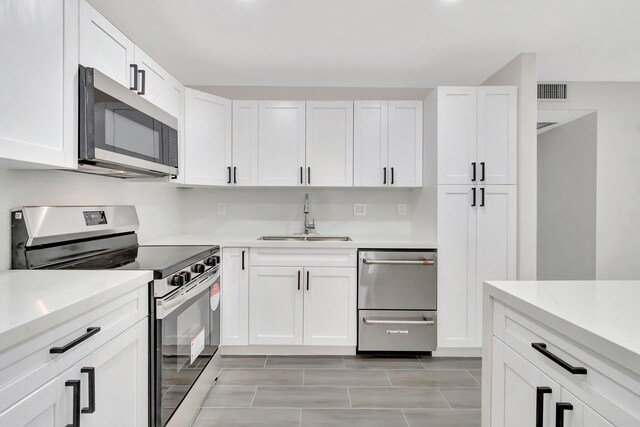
217 203 227 215
354 203 367 216
398 203 407 216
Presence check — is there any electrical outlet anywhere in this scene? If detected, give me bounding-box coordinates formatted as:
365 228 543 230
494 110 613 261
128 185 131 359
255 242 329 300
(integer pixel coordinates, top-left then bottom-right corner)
353 203 367 216
398 203 407 216
217 203 227 215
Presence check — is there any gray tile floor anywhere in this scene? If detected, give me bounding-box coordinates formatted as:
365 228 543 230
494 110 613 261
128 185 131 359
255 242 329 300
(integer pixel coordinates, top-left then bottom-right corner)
190 355 481 427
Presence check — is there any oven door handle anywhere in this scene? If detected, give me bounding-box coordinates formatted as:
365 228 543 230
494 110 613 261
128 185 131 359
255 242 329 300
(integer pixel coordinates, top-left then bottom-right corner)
362 316 435 325
156 270 220 319
362 258 435 266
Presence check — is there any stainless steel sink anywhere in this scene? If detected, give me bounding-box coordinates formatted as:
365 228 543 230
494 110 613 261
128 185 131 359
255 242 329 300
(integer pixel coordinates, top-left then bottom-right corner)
259 235 351 242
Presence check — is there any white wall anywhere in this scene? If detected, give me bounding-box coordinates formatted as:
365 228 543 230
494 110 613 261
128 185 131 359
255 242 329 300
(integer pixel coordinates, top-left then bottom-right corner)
537 113 597 280
0 169 186 270
483 53 538 280
539 82 640 279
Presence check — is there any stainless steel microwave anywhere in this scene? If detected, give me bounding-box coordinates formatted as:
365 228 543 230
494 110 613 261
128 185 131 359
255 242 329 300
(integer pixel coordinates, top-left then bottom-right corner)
79 66 178 178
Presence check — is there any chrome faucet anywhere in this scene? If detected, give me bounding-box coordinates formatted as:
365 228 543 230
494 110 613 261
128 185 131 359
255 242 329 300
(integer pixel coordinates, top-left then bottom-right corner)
303 193 316 235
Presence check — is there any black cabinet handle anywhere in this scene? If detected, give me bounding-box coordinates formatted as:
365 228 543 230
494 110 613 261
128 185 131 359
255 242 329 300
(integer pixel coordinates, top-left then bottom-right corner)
307 167 311 184
391 167 395 185
227 166 232 184
65 380 81 427
471 187 476 207
300 166 303 184
532 343 587 374
480 187 485 207
81 367 96 414
129 64 138 91
233 167 237 184
471 162 476 182
536 387 552 427
306 270 310 291
556 402 573 427
383 167 387 185
241 250 245 270
137 69 145 95
297 270 301 290
480 162 485 182
50 327 101 354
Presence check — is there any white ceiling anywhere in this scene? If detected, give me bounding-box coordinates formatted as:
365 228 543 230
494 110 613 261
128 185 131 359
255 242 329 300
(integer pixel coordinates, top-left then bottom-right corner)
88 0 640 87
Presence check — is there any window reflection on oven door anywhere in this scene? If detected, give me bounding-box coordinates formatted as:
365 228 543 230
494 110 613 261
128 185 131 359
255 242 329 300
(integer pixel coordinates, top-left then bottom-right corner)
155 270 220 426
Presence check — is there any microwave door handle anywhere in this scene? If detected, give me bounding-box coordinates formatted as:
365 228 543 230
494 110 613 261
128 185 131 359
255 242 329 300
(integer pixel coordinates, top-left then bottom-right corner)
156 271 219 319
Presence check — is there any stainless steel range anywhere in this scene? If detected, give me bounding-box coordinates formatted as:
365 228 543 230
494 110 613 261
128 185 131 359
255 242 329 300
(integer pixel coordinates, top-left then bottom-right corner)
11 206 220 427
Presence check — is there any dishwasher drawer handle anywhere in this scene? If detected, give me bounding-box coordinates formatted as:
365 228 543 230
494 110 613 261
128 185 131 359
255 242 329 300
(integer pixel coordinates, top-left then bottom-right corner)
362 259 435 266
363 317 434 325
532 343 587 374
50 327 101 354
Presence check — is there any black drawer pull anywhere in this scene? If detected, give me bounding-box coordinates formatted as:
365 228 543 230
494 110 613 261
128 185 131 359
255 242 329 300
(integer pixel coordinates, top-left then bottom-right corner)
536 386 552 427
50 327 101 354
81 367 96 414
556 402 573 427
532 343 587 374
65 379 81 427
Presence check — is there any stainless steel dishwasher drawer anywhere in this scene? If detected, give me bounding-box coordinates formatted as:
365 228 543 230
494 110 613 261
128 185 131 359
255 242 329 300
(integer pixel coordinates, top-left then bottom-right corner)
358 310 437 352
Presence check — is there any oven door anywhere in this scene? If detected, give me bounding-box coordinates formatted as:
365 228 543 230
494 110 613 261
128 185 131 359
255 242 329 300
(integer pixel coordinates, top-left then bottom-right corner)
79 66 179 178
154 268 220 426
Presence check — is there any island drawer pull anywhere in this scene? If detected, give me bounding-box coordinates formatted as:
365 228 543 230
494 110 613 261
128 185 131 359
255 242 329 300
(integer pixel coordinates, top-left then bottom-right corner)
50 327 101 354
531 343 587 374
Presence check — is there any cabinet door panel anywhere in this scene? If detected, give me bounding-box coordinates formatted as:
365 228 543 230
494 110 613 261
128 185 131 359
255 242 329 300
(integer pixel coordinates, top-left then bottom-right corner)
306 102 354 187
184 89 232 185
388 101 423 187
258 101 306 186
164 75 183 120
437 87 477 184
249 267 303 345
478 87 517 184
134 46 168 110
491 338 560 427
559 388 615 427
476 185 517 345
303 268 356 346
232 101 259 186
82 321 148 427
222 248 249 345
79 0 134 88
437 185 477 347
354 101 389 187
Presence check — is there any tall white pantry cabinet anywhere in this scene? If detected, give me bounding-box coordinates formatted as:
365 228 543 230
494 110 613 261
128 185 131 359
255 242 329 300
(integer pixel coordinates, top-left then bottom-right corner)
430 86 518 351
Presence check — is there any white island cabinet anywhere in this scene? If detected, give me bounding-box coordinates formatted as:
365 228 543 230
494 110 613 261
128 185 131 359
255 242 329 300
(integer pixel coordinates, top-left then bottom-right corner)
0 270 151 427
483 281 640 427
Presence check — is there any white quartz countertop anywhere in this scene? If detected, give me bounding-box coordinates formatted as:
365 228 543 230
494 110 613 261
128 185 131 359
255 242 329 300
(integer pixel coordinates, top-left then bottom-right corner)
143 233 437 249
0 270 153 353
485 280 640 373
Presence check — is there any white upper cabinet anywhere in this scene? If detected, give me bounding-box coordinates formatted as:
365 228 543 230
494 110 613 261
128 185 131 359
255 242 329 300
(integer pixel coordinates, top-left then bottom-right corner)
478 86 518 184
184 89 232 186
437 87 478 185
79 0 135 89
436 86 517 185
258 101 306 186
232 101 259 186
305 102 354 187
388 101 423 187
354 101 389 187
0 0 76 168
164 74 184 120
133 46 168 111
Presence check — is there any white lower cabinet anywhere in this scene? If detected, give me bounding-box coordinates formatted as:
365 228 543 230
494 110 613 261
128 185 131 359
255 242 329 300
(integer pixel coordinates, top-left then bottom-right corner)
559 389 614 427
222 248 249 345
245 256 357 348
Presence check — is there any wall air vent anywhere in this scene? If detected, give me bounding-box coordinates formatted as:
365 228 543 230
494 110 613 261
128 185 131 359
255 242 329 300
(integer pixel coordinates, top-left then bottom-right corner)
538 83 568 101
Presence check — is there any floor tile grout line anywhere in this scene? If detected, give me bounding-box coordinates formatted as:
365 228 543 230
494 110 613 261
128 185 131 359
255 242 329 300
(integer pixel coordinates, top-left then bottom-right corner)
298 408 302 427
468 370 481 386
264 355 268 368
249 385 258 408
346 386 353 408
384 369 393 386
302 368 305 386
437 387 453 409
401 408 411 427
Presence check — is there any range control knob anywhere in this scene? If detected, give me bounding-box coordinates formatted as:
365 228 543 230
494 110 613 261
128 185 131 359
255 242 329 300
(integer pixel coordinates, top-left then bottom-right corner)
212 255 220 265
169 274 185 287
179 271 192 282
192 264 205 274
204 257 216 267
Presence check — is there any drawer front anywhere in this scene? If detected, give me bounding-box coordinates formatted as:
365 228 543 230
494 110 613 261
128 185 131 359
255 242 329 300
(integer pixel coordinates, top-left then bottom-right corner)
250 248 357 267
0 284 148 412
492 302 640 426
358 310 436 352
